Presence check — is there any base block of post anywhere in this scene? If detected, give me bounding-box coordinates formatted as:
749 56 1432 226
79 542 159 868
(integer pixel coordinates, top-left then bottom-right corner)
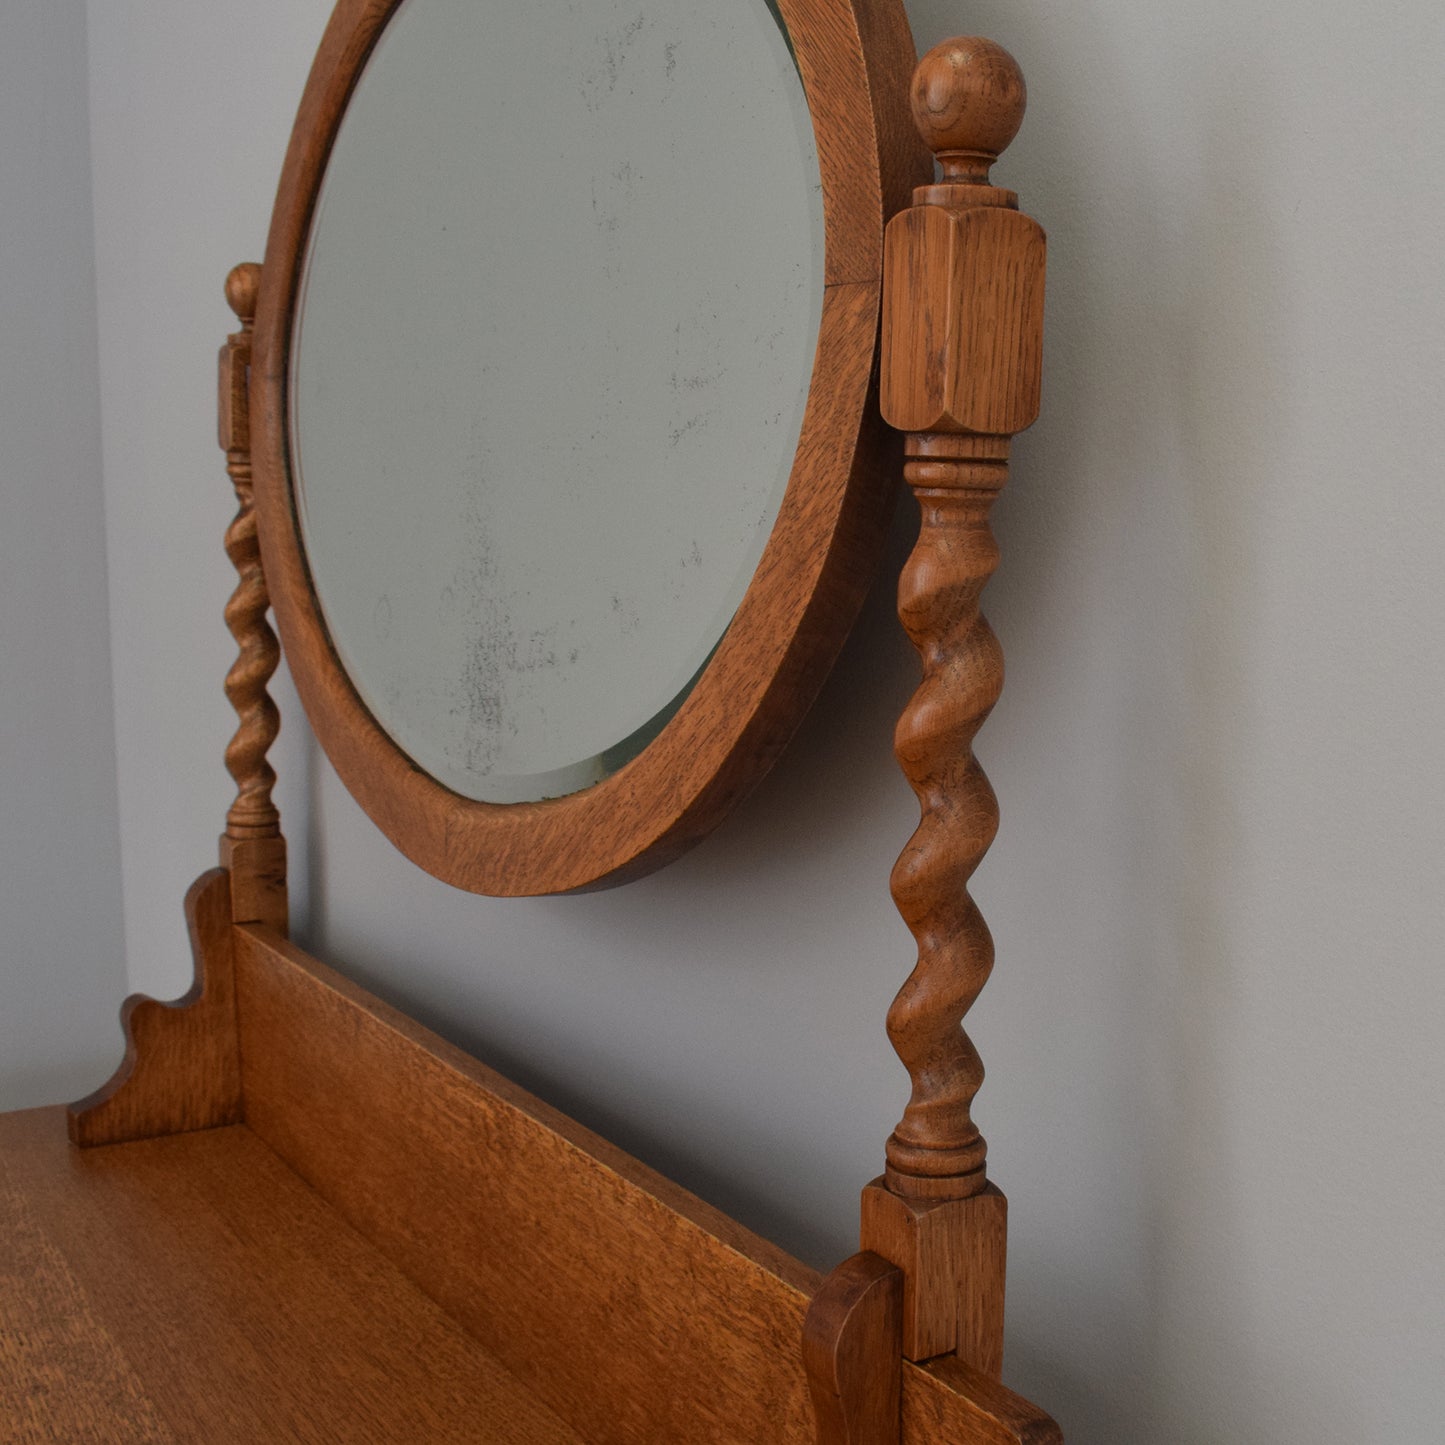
219 834 288 932
860 1178 1007 1372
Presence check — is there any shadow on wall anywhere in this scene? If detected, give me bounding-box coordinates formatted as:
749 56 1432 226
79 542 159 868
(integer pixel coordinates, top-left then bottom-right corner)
902 1 1355 1440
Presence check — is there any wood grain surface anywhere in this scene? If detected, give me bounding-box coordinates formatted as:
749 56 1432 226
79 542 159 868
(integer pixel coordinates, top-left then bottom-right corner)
229 924 1059 1443
250 0 930 895
1 1108 582 1444
875 35 1046 1206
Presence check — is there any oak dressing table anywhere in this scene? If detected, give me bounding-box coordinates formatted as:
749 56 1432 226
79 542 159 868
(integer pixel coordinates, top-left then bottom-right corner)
2 8 1054 1440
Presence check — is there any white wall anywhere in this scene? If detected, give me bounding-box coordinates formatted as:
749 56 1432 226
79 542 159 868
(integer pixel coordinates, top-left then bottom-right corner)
0 0 125 1108
48 1 1445 1440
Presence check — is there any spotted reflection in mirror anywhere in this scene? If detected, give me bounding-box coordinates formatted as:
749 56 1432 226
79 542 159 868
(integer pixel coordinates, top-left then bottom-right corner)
290 0 824 803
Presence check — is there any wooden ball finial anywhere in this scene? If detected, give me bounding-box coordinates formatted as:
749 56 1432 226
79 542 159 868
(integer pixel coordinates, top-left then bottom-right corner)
911 37 1026 183
225 262 261 324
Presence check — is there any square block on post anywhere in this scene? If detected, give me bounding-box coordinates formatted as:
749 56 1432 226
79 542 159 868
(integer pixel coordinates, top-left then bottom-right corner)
860 1177 1008 1373
881 205 1045 438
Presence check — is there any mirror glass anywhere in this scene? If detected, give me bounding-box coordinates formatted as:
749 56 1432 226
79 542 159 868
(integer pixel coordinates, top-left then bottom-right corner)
290 0 824 803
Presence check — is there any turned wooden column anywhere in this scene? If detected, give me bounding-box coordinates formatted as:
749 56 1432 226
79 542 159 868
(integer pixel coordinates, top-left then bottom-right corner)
218 262 288 933
860 37 1046 1374
66 265 287 1144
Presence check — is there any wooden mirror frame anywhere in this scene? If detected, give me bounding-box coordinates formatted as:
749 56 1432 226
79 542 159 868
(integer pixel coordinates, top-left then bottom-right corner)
250 0 929 896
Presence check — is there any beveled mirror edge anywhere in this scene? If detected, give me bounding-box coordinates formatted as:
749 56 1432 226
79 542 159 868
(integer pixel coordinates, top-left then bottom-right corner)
251 0 930 895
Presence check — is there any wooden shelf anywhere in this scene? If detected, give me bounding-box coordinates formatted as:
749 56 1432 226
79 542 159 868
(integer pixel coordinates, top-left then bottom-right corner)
1 1107 583 1443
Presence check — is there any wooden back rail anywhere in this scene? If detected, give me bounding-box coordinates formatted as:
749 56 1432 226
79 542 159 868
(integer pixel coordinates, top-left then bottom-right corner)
67 32 1050 1445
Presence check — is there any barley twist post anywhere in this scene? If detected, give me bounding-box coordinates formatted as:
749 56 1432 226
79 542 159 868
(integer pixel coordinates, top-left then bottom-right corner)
218 262 288 933
859 38 1045 1373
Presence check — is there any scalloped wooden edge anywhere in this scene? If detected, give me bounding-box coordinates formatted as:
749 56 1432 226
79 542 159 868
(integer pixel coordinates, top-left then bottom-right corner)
67 869 241 1147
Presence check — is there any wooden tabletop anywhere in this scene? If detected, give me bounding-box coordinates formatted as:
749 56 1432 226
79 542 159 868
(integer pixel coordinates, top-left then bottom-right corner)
0 1107 583 1443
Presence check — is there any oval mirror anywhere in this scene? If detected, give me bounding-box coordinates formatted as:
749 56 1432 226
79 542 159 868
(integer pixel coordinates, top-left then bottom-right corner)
253 0 921 894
